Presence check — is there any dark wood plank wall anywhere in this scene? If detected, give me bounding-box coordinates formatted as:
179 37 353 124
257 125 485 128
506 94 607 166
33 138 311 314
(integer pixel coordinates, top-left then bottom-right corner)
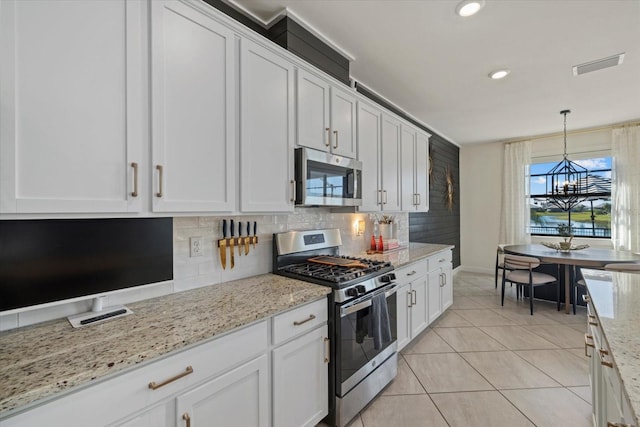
203 0 461 267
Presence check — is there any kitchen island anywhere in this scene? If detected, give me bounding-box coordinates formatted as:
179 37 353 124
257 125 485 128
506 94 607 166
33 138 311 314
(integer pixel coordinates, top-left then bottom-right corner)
582 268 640 427
0 274 330 419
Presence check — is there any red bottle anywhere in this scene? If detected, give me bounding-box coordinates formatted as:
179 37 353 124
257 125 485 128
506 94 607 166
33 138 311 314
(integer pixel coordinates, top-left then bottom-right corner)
378 235 384 252
370 235 377 251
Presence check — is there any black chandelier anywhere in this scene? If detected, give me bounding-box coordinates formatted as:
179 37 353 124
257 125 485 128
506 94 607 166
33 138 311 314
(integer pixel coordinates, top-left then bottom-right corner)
531 110 589 211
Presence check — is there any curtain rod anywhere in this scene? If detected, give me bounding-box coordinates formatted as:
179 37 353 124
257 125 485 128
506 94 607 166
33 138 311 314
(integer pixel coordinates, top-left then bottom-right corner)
503 119 640 145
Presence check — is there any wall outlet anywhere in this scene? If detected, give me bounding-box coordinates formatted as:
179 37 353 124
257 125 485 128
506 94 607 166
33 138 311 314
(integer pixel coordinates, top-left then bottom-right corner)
190 237 204 257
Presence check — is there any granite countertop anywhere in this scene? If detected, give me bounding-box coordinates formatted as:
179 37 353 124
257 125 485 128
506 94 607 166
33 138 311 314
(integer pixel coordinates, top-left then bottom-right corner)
352 242 454 268
0 274 330 417
581 269 640 426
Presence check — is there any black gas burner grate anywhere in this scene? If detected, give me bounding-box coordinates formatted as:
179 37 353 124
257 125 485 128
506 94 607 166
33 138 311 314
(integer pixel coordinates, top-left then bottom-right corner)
280 256 391 284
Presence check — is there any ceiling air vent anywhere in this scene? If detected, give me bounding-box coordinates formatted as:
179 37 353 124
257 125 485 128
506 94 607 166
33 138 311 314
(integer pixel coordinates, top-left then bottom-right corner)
573 53 625 76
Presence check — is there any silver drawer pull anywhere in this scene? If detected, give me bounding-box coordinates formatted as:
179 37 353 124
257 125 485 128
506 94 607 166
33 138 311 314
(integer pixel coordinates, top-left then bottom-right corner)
407 270 417 276
148 366 193 390
293 314 316 326
324 337 330 363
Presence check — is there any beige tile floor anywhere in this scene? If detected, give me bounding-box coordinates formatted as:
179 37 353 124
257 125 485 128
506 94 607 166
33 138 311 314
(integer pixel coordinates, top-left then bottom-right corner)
320 271 592 427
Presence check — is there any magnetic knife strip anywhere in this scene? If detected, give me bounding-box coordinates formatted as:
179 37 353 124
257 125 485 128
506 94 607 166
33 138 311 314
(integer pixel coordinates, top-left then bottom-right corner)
217 220 258 270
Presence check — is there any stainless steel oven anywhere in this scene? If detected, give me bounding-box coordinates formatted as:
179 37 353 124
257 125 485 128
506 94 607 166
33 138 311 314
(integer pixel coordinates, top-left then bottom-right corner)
334 283 398 426
272 229 398 427
294 147 362 207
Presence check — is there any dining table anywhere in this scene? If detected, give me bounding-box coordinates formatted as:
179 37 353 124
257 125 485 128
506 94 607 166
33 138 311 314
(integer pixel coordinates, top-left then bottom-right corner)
503 244 640 313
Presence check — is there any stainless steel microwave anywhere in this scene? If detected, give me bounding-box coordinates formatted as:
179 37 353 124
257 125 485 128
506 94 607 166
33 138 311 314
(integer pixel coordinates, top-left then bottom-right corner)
294 147 362 207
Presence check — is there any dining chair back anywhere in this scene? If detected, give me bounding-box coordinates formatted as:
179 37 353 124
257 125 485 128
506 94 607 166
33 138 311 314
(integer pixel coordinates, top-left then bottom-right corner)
502 254 559 315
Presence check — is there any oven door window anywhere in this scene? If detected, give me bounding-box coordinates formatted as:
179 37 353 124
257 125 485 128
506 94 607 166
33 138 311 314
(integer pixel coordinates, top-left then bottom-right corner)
336 291 397 390
306 160 356 199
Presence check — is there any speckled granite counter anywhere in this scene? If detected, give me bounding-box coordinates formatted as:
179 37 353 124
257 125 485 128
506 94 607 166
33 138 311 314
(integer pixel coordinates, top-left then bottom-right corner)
0 274 330 416
351 242 454 268
582 269 640 426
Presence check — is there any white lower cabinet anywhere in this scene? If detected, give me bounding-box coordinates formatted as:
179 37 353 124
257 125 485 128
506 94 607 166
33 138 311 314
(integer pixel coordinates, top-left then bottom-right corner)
4 299 329 427
175 355 269 427
395 260 429 351
273 325 329 427
427 250 453 324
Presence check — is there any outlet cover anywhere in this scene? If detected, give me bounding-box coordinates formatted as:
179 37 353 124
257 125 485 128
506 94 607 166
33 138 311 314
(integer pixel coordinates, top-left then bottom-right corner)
190 237 204 257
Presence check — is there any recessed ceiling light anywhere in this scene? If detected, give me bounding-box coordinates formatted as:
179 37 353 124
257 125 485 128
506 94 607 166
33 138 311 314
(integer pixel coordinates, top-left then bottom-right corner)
489 69 510 80
455 0 485 17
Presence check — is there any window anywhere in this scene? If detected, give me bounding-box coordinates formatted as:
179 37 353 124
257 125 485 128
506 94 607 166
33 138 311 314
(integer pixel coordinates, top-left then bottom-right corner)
528 157 612 238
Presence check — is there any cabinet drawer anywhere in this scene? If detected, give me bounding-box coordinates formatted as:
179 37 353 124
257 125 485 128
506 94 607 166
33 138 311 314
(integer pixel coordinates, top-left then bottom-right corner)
426 250 452 271
4 321 268 427
273 299 327 346
396 260 428 282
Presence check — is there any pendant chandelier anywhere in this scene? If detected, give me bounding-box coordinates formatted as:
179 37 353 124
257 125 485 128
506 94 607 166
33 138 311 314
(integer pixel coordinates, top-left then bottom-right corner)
537 110 589 211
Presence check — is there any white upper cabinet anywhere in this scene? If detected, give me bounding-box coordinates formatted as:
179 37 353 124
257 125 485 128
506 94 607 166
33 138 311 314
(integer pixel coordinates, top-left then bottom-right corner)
401 124 430 211
296 69 357 159
379 113 402 211
358 104 402 211
0 0 144 213
357 101 382 212
240 39 295 212
150 0 235 212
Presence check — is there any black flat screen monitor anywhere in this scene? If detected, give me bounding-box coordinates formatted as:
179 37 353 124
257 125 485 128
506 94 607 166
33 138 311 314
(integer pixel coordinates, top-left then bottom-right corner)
0 218 173 313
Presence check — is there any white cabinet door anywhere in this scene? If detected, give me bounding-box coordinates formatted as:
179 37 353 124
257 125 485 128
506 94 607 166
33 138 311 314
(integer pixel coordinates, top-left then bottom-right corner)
400 124 417 211
357 101 382 212
0 0 143 213
415 131 430 212
176 354 269 427
297 69 330 152
330 86 357 159
240 39 295 212
380 114 402 211
150 0 235 212
273 325 329 427
428 269 443 324
409 276 429 338
400 125 430 212
395 281 412 351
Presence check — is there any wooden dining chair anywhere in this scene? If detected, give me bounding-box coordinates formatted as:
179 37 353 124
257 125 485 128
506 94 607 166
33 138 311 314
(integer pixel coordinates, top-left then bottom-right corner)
502 254 559 315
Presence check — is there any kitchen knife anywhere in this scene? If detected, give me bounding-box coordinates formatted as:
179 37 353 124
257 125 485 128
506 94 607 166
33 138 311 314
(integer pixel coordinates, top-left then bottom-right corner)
253 221 257 248
245 222 251 255
229 219 235 269
237 221 243 256
220 219 227 270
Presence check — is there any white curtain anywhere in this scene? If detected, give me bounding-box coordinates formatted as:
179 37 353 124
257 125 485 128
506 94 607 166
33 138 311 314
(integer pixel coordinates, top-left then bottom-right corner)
499 140 532 244
611 125 640 253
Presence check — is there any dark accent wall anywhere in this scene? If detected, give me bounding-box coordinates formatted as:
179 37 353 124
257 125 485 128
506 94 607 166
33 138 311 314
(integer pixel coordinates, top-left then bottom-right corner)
203 1 350 85
356 84 461 268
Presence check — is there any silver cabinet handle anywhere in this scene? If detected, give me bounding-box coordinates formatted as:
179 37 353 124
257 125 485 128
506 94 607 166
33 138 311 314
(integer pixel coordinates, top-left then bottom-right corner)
407 270 417 276
131 162 139 197
290 180 296 203
325 127 331 147
324 337 330 363
383 190 388 204
377 189 383 205
411 289 417 305
155 165 164 198
333 130 338 149
293 314 316 326
148 366 193 390
416 193 421 206
407 290 412 307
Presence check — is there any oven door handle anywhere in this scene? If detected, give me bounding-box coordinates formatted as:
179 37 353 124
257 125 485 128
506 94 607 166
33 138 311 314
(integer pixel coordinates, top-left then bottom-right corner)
340 284 398 317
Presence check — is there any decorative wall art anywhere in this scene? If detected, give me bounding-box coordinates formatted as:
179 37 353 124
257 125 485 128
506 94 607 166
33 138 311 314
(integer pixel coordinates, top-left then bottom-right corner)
444 165 455 211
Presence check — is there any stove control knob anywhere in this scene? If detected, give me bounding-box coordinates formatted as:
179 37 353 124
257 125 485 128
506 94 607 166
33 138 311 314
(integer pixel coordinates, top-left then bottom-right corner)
346 288 358 297
356 285 367 295
380 273 395 283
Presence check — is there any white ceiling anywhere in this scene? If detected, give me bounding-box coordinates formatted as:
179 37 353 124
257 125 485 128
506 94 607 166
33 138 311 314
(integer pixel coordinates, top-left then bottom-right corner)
228 0 640 145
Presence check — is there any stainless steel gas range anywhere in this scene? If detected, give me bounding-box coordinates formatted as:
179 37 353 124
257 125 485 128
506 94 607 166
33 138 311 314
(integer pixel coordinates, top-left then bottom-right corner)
273 229 398 427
